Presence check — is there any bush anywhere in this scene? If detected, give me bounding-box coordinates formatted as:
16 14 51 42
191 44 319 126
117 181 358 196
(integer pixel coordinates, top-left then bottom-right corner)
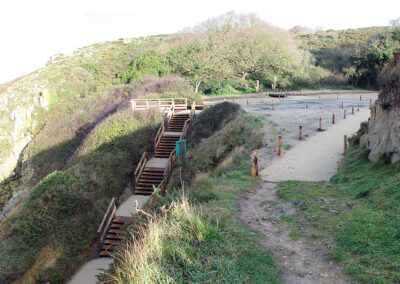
120 50 171 83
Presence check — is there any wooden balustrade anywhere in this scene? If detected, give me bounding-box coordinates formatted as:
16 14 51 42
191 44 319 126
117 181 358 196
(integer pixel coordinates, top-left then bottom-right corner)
97 198 116 247
134 152 147 190
131 98 187 112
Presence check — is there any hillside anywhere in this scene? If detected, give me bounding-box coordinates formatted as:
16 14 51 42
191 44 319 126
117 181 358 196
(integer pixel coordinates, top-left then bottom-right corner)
296 26 400 88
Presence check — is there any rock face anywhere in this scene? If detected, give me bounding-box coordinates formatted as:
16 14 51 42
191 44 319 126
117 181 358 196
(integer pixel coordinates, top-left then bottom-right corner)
361 104 400 163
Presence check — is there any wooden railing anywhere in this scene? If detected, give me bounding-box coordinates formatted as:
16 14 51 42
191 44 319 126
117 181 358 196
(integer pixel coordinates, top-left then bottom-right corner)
131 98 187 112
133 152 147 190
97 198 116 247
157 149 176 193
154 118 166 153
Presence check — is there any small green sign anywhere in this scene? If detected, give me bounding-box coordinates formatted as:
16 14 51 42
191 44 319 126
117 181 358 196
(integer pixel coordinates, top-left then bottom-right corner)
176 139 186 157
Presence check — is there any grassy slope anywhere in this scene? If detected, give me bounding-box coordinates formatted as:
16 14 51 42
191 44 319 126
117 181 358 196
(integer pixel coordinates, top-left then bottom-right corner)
278 146 400 283
0 109 161 283
105 103 282 283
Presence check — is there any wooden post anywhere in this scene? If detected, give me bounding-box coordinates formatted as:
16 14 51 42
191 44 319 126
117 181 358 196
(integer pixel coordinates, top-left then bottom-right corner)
344 109 347 119
344 135 348 153
332 113 335 124
319 118 322 130
370 98 372 107
247 99 249 105
224 97 226 101
256 80 259 93
357 105 360 112
272 103 274 110
352 106 354 114
337 95 339 100
360 95 362 101
306 103 308 109
299 126 302 140
341 101 344 109
252 150 258 177
277 135 282 156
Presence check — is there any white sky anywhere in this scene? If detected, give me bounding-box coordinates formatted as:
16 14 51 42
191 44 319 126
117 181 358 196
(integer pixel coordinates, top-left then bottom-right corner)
0 0 399 84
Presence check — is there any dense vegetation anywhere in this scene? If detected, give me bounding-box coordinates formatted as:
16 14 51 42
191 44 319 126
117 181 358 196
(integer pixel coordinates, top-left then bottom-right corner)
104 103 282 283
278 146 400 283
378 50 400 107
296 25 400 89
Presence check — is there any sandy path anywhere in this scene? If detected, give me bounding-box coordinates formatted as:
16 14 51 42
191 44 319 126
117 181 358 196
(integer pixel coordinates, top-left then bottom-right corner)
239 106 370 283
262 109 370 182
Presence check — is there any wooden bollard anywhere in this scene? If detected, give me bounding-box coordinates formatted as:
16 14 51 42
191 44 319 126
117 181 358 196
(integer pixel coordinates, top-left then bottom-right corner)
319 118 322 130
341 101 344 109
332 113 335 124
299 126 302 140
357 105 360 112
337 95 339 100
360 95 362 101
306 103 308 109
272 103 274 110
344 109 346 119
370 98 372 107
352 106 354 114
252 150 258 177
224 97 226 101
247 100 249 105
344 135 348 153
277 135 282 156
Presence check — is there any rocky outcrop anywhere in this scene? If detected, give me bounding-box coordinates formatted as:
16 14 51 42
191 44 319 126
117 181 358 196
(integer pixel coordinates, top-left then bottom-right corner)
361 104 400 163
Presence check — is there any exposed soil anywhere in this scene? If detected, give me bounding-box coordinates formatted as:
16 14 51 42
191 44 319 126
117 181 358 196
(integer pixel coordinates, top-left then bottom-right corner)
230 93 377 283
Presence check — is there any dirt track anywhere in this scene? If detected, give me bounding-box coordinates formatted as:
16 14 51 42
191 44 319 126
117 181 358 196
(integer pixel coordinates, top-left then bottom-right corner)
232 93 377 283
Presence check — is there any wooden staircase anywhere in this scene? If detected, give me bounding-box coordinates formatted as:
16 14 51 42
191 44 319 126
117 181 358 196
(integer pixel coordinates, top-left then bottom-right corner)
155 135 180 158
97 199 136 257
134 167 164 195
167 113 190 132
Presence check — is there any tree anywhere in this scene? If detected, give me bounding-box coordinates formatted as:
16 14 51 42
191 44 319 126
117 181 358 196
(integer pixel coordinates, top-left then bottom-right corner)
167 42 220 93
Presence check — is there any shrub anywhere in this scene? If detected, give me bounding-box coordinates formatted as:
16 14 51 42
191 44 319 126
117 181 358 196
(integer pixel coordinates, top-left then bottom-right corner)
120 50 171 83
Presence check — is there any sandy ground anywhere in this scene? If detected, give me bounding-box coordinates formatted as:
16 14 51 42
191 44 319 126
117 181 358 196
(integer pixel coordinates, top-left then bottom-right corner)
232 93 377 284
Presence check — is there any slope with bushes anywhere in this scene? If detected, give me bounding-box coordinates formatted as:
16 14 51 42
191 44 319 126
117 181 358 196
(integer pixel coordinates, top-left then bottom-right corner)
296 26 400 88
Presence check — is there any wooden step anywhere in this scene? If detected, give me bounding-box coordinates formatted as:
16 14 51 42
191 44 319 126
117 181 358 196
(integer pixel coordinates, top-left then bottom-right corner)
100 250 113 257
113 216 135 223
111 223 124 229
143 167 164 172
134 189 154 195
106 234 124 240
108 229 122 234
139 179 163 183
101 244 115 251
104 239 122 245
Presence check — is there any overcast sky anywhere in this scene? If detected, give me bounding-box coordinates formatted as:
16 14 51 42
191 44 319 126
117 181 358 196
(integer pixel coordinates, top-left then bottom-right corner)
1 0 399 84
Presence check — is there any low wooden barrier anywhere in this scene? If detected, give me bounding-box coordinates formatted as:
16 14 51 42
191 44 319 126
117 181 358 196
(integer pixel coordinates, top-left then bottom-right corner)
133 152 147 191
131 98 187 112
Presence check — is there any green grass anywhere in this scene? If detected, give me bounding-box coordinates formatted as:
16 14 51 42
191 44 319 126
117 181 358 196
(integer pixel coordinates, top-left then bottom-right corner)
277 146 400 283
105 104 282 283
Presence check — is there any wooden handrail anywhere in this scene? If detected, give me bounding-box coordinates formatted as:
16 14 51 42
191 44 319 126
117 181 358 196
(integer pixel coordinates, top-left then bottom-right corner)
134 152 147 187
130 98 187 111
97 198 116 246
154 119 165 153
